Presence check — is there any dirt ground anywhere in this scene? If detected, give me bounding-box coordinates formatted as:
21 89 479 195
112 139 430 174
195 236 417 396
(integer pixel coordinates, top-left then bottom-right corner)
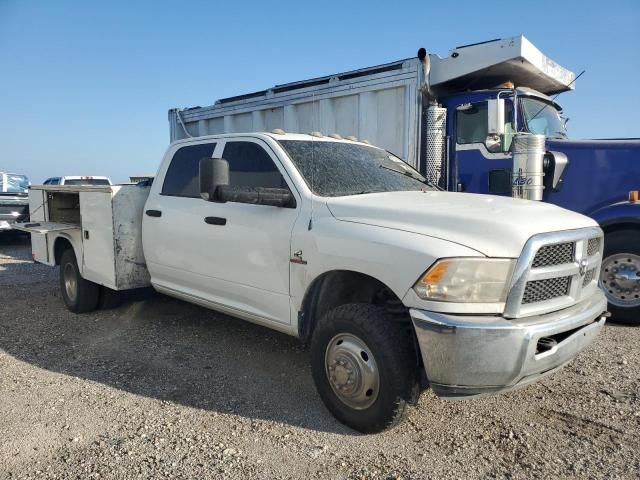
0 233 638 479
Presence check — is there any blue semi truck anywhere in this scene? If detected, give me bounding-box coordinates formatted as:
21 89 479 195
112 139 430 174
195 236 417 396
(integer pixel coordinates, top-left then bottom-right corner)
169 36 639 322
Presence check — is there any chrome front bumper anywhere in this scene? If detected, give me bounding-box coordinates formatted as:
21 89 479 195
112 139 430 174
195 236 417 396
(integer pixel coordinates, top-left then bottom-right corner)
410 290 607 399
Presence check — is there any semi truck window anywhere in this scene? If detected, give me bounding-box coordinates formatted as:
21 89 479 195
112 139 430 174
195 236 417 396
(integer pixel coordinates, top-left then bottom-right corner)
456 103 488 144
162 143 217 197
222 141 286 189
456 101 514 149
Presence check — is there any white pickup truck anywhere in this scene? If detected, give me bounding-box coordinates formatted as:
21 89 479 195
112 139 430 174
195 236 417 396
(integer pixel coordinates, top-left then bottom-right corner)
19 132 607 433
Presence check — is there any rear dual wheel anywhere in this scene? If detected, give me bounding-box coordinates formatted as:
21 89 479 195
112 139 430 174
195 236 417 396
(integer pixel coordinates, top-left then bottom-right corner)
60 249 100 313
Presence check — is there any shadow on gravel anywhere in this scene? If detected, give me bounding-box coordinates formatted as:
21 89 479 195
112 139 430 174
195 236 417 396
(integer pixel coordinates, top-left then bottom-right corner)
0 238 353 435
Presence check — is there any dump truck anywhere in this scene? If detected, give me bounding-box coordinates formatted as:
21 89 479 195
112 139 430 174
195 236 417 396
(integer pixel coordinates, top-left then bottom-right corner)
168 36 640 323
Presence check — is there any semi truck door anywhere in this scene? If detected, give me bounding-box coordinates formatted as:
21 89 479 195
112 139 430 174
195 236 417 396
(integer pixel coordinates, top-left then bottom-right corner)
454 101 513 195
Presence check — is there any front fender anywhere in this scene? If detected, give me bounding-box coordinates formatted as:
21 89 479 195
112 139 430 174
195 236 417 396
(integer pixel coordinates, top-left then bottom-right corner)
588 200 640 230
290 217 482 314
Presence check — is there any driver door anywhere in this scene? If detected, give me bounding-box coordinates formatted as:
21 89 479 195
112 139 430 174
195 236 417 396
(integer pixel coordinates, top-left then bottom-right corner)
454 101 513 196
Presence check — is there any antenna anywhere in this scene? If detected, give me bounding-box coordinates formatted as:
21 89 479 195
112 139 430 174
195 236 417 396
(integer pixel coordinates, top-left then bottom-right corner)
527 70 586 123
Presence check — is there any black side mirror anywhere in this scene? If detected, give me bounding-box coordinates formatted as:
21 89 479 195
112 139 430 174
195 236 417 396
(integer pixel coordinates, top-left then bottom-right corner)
199 158 229 201
216 186 296 208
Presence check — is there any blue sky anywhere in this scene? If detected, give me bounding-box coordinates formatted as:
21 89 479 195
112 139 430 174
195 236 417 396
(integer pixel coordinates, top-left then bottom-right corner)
1 0 638 183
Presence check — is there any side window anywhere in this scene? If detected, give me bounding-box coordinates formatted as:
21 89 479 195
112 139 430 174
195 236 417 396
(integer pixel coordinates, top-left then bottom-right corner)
456 103 489 144
222 141 287 189
162 143 217 197
456 101 514 148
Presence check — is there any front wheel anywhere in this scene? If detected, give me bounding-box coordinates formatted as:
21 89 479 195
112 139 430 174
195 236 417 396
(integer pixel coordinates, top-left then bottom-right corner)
59 248 100 313
310 303 420 433
600 230 640 324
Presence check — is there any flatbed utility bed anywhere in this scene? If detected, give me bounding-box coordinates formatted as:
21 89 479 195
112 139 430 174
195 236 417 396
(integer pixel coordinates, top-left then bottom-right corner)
16 184 151 291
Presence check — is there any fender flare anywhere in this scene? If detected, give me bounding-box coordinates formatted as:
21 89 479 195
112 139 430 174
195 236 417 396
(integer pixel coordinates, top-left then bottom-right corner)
588 201 640 233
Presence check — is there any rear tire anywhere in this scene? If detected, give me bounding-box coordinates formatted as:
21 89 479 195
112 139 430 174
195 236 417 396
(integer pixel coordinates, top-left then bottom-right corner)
310 303 420 433
59 248 99 313
600 230 640 325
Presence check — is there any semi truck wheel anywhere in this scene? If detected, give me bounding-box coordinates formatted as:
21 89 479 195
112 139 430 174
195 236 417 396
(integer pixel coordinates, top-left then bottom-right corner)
59 248 100 313
600 230 640 325
310 303 420 433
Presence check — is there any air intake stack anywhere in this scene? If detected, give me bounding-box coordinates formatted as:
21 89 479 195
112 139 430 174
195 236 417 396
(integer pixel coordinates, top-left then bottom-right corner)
511 134 546 201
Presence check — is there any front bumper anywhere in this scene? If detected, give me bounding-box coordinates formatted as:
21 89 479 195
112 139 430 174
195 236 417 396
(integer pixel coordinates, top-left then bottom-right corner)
410 290 607 399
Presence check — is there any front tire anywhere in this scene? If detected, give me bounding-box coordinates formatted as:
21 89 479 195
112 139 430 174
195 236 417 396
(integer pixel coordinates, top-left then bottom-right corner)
59 248 99 313
600 230 640 324
310 303 420 433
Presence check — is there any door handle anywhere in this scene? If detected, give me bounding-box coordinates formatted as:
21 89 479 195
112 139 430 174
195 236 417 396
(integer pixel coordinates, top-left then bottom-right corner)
145 209 162 217
204 216 226 226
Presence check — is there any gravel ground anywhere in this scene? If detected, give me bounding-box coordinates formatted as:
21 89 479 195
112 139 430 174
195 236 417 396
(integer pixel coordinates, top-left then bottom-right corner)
0 233 639 479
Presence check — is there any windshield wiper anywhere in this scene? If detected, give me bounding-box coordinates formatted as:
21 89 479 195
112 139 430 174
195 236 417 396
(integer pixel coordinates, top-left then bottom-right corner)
379 164 440 190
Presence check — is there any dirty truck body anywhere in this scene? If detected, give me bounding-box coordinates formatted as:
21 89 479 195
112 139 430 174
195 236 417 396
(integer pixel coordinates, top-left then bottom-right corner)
19 131 607 432
169 36 640 322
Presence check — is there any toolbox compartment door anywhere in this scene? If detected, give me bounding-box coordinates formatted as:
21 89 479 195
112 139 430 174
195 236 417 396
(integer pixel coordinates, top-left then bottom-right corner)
13 222 81 265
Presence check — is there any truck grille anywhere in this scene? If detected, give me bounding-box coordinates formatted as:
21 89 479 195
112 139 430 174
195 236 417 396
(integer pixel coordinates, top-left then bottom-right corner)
504 227 604 318
532 242 574 267
587 238 601 257
522 276 571 304
582 268 597 287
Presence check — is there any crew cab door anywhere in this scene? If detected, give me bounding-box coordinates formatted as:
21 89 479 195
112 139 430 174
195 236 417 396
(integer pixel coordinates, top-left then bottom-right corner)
453 100 513 195
143 138 300 326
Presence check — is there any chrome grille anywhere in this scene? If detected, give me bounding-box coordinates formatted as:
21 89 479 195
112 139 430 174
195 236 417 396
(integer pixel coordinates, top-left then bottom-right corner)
532 242 574 267
587 238 601 257
504 227 604 318
583 268 597 287
522 276 571 304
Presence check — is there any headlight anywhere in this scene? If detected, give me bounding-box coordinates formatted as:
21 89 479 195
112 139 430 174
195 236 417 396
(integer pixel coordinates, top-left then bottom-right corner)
413 258 516 303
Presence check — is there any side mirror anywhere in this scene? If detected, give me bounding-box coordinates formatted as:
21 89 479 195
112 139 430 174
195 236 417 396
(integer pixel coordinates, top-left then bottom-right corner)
485 134 502 153
487 98 505 136
199 158 229 201
217 186 296 208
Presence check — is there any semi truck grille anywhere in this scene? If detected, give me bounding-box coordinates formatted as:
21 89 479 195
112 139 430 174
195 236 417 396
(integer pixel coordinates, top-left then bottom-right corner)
522 276 571 304
504 227 604 318
531 242 574 267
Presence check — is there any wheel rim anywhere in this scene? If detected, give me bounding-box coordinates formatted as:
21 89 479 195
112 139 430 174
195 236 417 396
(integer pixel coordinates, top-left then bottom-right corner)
325 333 379 410
600 253 640 308
63 262 78 304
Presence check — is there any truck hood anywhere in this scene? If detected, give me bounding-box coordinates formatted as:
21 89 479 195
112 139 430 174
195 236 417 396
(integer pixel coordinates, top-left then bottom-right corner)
326 191 597 257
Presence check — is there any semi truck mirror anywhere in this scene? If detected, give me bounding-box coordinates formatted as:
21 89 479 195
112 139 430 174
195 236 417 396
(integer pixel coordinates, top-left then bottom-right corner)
199 157 230 201
485 134 502 153
487 98 505 136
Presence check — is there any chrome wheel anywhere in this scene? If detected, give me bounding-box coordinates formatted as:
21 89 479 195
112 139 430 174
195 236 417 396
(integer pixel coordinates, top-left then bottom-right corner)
63 262 78 304
600 253 640 308
325 333 379 410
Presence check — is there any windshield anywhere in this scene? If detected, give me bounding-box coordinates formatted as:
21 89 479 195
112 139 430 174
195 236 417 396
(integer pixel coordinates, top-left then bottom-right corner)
521 97 567 138
64 178 110 186
0 174 29 193
278 140 432 197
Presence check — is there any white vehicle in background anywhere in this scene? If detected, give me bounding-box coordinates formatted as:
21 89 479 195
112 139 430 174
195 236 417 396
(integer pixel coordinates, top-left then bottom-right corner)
43 176 112 186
